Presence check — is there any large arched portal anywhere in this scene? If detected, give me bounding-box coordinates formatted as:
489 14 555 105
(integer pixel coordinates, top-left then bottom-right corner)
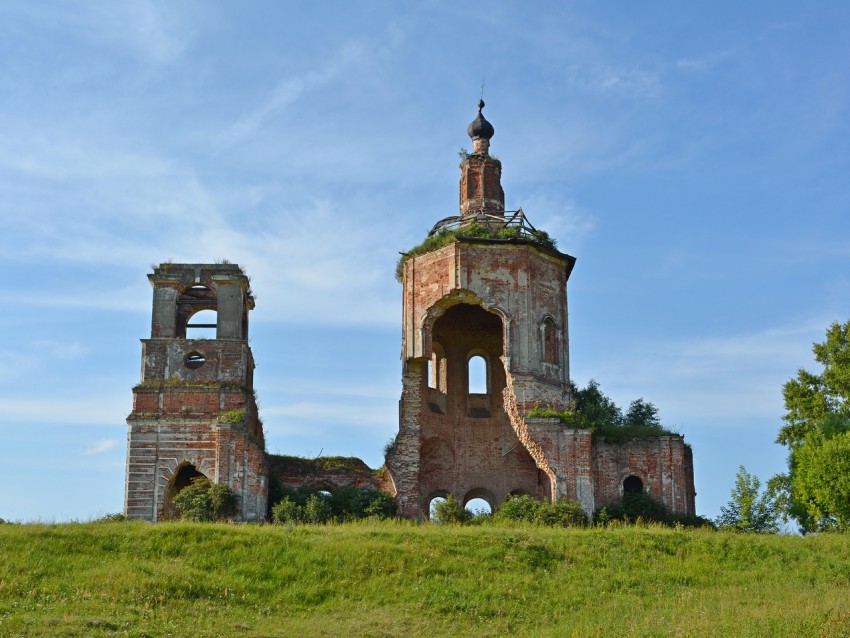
416 302 546 515
162 463 206 519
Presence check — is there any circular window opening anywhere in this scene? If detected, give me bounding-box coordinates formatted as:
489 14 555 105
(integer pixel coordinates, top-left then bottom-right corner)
185 352 206 370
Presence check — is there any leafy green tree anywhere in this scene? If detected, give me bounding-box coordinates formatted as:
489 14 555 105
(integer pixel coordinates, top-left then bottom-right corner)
716 466 778 533
624 399 661 428
786 415 850 531
778 321 850 449
573 380 623 427
774 321 850 532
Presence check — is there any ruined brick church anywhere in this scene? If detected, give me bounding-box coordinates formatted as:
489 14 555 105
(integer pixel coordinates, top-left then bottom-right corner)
125 102 696 521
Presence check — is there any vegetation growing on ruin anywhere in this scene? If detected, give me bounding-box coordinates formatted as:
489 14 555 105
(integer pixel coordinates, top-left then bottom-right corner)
527 380 681 442
266 454 373 475
218 408 246 423
396 223 557 282
2 520 849 637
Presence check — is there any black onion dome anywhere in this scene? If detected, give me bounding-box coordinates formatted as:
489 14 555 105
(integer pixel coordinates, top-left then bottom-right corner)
467 99 495 140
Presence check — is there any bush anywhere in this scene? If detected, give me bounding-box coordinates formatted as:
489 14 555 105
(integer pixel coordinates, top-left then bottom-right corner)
361 490 397 519
594 492 714 528
171 477 238 522
96 513 127 523
595 492 668 524
270 487 397 524
492 495 587 527
271 497 304 524
432 495 472 525
494 494 544 522
304 495 333 524
538 499 587 527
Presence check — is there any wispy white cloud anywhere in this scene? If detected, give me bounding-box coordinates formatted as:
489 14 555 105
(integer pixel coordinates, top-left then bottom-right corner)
83 439 120 456
262 401 396 429
260 378 398 401
565 63 661 98
675 49 737 72
0 398 127 426
0 1 193 66
219 41 368 146
581 318 827 427
517 195 597 251
0 340 91 383
31 340 89 360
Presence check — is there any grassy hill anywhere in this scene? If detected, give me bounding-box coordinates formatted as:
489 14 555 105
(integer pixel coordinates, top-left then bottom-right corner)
1 520 849 637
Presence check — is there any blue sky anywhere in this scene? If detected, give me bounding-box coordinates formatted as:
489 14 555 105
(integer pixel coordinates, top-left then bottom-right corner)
2 2 849 522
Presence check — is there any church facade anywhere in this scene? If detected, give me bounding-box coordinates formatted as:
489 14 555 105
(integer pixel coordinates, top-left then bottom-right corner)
124 102 695 521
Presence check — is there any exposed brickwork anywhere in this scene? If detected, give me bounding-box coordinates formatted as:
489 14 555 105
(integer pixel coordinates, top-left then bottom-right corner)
459 153 504 217
387 107 697 519
125 263 267 522
267 455 382 492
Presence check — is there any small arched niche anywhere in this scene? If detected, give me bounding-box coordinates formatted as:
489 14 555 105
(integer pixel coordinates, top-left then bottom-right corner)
542 317 558 365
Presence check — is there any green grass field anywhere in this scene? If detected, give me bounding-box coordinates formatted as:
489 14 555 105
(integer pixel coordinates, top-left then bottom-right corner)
1 520 849 637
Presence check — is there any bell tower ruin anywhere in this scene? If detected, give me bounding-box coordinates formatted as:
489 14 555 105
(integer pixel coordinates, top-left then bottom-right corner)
124 263 268 521
386 101 695 519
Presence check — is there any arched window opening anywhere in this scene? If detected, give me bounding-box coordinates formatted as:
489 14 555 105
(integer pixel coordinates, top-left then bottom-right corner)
623 475 644 494
176 285 217 337
427 358 436 389
543 318 558 365
468 354 487 394
187 308 217 339
465 498 492 517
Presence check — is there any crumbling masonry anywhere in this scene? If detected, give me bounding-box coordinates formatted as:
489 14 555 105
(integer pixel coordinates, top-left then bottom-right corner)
124 101 695 521
383 101 695 519
125 264 267 521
